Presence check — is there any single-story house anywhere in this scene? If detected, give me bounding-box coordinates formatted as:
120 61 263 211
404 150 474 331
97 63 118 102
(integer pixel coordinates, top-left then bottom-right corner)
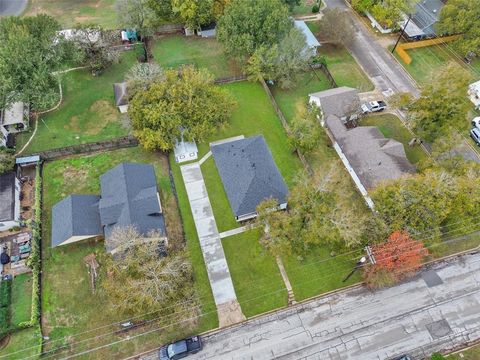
198 23 216 38
310 87 414 208
113 82 129 113
468 80 480 110
174 139 198 163
294 20 321 57
52 162 166 253
0 101 29 147
211 135 288 222
401 0 445 40
0 172 21 232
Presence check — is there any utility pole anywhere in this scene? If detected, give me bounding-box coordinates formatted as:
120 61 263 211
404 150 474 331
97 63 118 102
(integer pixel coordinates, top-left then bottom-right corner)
392 14 412 54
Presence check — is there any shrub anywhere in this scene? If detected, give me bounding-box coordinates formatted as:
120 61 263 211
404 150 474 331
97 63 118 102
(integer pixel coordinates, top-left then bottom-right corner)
0 280 12 335
312 4 320 13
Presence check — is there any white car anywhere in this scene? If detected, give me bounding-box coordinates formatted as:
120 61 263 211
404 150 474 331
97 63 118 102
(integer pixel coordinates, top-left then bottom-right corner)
471 116 480 130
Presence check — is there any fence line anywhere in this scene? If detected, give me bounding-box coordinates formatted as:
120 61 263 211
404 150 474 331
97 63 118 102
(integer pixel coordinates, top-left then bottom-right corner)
311 63 338 88
259 78 313 174
214 75 247 84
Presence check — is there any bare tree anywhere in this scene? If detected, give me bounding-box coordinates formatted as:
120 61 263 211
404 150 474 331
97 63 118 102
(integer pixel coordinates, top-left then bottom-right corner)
125 63 164 97
319 8 355 47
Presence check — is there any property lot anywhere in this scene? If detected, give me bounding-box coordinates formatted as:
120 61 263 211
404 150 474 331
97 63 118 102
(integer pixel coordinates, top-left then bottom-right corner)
24 0 117 29
16 51 137 154
40 147 192 356
10 274 32 326
0 326 41 360
152 35 242 79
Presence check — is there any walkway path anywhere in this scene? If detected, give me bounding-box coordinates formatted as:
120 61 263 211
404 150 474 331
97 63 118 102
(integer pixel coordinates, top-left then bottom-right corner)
180 162 245 327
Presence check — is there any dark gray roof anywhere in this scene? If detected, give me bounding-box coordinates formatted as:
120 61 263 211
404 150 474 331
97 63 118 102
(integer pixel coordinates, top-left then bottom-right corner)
0 172 15 222
309 87 359 118
113 82 128 107
99 163 165 252
51 195 102 247
211 136 288 218
411 0 444 36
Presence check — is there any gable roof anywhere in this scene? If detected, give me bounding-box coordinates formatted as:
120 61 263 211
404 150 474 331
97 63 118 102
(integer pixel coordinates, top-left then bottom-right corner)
99 163 165 252
326 115 415 189
113 82 128 107
0 172 16 222
211 136 288 218
51 195 102 247
294 20 321 48
309 87 359 118
1 102 25 126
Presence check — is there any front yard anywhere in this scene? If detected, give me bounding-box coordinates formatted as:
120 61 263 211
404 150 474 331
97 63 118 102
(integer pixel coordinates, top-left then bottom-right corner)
16 51 137 154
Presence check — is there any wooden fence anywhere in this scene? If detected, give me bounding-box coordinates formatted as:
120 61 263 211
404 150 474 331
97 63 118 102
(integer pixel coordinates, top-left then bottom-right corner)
311 63 338 88
396 35 460 65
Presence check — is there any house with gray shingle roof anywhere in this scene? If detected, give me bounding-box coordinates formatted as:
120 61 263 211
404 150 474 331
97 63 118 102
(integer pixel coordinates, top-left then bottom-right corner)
0 171 20 232
211 135 288 222
52 163 166 253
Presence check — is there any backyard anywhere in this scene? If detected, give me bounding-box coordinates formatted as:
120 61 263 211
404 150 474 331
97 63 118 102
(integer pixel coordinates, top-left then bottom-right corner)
40 146 206 358
152 35 242 79
24 0 117 28
0 326 42 360
10 274 32 327
16 51 138 154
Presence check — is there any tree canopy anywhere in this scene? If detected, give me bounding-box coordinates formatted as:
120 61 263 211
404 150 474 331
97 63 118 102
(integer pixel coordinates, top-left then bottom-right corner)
125 62 164 97
352 0 413 29
319 8 356 47
287 103 322 153
171 0 215 29
117 0 160 38
0 15 71 110
128 66 236 151
437 0 480 57
217 0 293 59
0 148 15 175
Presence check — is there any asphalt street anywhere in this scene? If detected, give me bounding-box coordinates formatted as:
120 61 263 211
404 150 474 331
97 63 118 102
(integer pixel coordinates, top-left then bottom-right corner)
184 252 480 360
0 0 28 16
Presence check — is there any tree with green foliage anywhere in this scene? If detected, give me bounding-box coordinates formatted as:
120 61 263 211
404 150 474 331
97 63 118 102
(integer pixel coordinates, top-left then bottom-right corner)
116 0 160 38
246 27 309 89
0 15 71 110
147 0 175 22
125 63 164 97
370 0 413 29
217 0 292 59
282 0 300 10
129 66 236 151
171 0 214 29
287 103 322 153
0 148 15 175
437 0 480 57
404 62 472 142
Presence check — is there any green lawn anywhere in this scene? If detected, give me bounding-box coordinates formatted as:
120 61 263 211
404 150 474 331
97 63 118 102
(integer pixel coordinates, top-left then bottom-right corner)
0 326 42 360
291 0 321 16
10 274 32 326
222 230 288 317
360 114 428 165
41 147 203 355
24 0 117 29
393 44 480 86
16 51 137 154
445 345 480 359
283 246 363 301
152 35 242 79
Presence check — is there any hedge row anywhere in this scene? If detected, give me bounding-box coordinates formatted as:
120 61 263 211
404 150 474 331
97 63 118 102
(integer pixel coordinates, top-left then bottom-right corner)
0 279 12 336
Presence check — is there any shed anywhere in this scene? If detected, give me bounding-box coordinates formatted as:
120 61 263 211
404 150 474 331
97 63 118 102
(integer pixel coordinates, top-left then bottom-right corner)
16 155 41 167
174 139 198 163
113 82 129 113
198 23 216 38
0 171 21 231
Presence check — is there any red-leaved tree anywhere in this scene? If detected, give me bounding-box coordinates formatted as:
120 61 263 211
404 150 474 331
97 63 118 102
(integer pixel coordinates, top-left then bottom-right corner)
364 231 428 289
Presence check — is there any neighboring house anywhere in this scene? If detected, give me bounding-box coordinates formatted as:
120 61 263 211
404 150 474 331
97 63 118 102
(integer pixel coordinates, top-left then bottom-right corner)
468 80 480 110
52 163 166 253
309 87 414 209
0 101 29 147
174 139 198 163
113 82 129 113
294 20 321 57
210 135 288 222
198 23 216 38
0 172 21 232
401 0 445 40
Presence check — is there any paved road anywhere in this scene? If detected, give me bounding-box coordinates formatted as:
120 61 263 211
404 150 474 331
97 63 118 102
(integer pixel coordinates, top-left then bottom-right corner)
0 0 28 16
179 252 480 360
324 0 419 97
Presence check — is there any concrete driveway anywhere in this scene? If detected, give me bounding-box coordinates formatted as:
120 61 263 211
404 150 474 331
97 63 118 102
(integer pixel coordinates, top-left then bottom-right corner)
0 0 28 16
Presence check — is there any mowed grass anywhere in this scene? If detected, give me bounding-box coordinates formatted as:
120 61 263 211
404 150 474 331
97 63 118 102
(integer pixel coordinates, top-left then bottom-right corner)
394 44 480 86
0 326 42 360
24 0 117 29
16 51 137 154
222 230 288 317
10 274 32 326
360 114 428 165
41 147 194 350
152 35 242 79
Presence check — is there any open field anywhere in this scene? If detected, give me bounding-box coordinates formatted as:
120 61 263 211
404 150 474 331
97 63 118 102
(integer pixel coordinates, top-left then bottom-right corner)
10 274 32 326
24 0 117 29
222 230 288 317
360 113 428 165
41 146 201 357
16 51 137 154
152 35 242 79
0 326 42 360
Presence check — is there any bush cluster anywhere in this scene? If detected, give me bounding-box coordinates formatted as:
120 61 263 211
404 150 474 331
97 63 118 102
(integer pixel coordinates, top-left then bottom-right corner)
0 279 12 336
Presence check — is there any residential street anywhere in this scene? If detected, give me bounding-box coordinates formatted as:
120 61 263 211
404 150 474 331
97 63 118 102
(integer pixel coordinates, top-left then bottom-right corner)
166 251 480 360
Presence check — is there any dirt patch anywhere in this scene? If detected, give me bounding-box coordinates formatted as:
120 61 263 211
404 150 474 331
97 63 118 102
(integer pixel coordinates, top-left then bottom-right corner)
62 165 89 193
85 100 118 135
83 254 100 294
64 115 81 133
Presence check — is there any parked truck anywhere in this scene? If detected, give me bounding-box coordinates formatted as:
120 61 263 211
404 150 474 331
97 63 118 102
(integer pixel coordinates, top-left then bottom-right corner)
361 100 387 114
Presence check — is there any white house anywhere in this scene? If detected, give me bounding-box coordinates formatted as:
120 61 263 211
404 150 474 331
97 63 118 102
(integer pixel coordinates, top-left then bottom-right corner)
174 139 198 163
0 172 21 232
0 101 29 147
468 80 480 110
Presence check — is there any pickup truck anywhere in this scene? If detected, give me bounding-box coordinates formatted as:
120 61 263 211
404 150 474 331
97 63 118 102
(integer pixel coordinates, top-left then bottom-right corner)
159 336 202 360
361 100 387 114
